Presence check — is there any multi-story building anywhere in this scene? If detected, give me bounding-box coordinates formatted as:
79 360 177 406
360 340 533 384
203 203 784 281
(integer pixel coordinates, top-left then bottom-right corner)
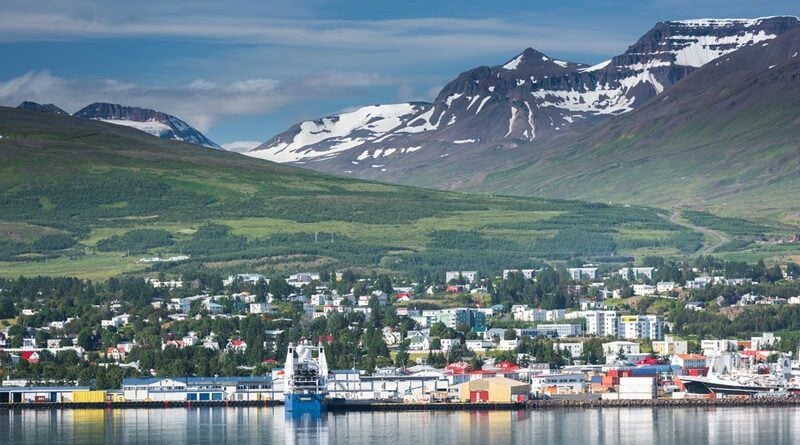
502 269 536 280
584 311 621 337
553 342 584 358
512 307 565 323
652 335 688 355
618 267 655 281
445 271 478 284
700 339 738 356
602 341 641 358
620 315 664 340
567 267 598 281
533 324 583 338
422 308 486 332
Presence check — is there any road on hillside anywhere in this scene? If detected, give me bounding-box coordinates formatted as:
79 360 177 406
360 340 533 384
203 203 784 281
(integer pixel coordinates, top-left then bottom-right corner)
667 209 730 254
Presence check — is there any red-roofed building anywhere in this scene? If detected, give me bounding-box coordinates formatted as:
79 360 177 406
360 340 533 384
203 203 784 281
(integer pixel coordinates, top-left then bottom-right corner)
106 347 126 362
20 351 39 364
496 360 520 371
396 292 414 302
226 339 248 354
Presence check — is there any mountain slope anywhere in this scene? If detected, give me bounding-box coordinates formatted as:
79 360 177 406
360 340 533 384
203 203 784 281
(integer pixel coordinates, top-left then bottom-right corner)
0 106 711 278
249 16 799 177
74 102 221 149
472 26 800 220
17 101 69 115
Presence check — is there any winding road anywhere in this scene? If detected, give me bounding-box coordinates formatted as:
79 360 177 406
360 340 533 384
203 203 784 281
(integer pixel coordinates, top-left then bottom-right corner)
667 208 730 254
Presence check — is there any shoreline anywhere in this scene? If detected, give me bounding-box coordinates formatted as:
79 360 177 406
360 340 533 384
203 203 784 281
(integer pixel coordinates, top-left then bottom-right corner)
2 397 800 411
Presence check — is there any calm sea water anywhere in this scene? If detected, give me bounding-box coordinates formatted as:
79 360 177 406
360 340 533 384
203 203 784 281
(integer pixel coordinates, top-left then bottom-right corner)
1 406 799 444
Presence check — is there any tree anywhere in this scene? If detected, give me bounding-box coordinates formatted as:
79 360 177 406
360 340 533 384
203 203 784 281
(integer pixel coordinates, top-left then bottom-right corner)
504 329 517 340
77 328 94 351
395 341 409 368
430 322 456 339
0 294 14 318
268 275 292 299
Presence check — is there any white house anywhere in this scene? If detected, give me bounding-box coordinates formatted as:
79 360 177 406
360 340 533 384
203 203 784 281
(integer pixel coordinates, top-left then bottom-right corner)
656 282 676 293
249 303 272 315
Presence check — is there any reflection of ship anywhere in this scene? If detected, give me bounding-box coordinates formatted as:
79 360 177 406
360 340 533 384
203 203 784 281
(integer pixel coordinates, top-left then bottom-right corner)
680 352 800 396
285 340 328 414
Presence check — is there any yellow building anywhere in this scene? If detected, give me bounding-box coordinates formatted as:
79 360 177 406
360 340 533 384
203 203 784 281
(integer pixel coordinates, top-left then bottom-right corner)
72 390 107 403
455 377 530 403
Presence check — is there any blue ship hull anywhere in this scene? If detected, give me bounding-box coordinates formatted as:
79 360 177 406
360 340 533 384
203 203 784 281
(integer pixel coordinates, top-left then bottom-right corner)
285 393 327 414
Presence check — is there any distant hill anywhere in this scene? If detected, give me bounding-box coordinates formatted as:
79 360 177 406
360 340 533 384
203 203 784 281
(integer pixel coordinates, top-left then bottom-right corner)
0 106 712 279
17 101 68 115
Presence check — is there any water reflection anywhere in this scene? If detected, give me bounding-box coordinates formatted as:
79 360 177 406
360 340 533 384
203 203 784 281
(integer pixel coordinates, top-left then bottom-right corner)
285 413 329 445
1 406 800 444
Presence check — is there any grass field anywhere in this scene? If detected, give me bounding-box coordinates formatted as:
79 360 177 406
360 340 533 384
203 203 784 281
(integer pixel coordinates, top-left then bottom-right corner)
0 106 793 279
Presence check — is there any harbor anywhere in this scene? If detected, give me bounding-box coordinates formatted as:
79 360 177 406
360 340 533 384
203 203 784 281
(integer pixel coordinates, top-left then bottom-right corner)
3 396 800 412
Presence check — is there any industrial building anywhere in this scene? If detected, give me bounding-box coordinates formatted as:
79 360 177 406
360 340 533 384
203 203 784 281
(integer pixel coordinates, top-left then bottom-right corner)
453 377 530 403
121 376 274 402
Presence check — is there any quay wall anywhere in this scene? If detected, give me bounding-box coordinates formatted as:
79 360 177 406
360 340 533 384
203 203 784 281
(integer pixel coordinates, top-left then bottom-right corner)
3 397 800 411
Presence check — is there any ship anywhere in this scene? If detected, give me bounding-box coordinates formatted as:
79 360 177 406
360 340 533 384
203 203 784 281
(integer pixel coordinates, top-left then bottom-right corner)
679 352 800 396
284 340 329 414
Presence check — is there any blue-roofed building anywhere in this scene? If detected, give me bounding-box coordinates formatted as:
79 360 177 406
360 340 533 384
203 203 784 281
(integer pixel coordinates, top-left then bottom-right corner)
121 376 274 402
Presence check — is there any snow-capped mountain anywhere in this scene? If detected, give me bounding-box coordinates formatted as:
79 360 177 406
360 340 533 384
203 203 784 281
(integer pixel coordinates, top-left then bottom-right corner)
250 103 431 162
248 16 799 169
74 103 221 149
17 101 69 115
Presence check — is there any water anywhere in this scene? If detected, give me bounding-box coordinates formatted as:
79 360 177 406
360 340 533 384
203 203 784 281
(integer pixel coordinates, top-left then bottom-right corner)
1 406 799 444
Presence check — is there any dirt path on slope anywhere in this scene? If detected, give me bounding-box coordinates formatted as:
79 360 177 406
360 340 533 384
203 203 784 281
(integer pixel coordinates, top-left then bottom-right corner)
667 208 730 254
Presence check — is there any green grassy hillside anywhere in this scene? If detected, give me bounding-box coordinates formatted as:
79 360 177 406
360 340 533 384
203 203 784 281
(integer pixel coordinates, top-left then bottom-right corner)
0 107 716 279
469 31 800 225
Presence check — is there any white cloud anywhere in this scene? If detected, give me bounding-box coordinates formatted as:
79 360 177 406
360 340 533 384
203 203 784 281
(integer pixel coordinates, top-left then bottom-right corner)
0 8 630 57
0 70 395 132
221 140 262 152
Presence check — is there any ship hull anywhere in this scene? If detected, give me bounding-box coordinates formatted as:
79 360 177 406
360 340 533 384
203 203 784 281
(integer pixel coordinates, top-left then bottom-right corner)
285 393 327 414
680 376 788 396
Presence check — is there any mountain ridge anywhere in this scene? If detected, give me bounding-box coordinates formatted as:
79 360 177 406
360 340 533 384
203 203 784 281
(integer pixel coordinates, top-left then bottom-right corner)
248 16 799 171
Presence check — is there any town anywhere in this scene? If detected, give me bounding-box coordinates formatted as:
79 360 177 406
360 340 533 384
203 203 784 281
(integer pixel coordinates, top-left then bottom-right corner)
2 256 800 405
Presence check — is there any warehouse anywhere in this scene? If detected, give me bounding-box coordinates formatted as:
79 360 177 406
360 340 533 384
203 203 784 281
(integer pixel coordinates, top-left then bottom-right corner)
454 377 530 403
0 386 94 404
121 376 274 402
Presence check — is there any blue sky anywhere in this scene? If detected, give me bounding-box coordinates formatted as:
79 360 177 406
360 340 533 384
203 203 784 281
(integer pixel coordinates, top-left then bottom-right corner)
0 1 797 147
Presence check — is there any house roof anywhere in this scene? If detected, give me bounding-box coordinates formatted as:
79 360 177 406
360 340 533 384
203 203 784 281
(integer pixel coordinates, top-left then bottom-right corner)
454 376 530 390
675 354 706 360
123 376 271 386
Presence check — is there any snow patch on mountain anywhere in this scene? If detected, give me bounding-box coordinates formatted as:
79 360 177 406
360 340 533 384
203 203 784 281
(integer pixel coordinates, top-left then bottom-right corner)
669 31 777 67
503 54 524 70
